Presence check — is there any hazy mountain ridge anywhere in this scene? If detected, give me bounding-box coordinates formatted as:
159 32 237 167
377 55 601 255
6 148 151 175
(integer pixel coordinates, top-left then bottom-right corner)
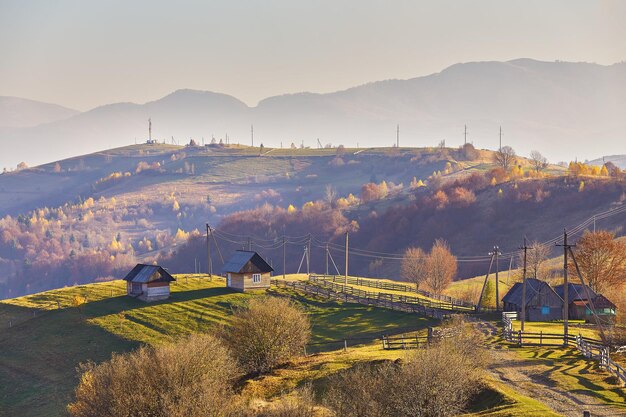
1 59 625 169
0 96 79 128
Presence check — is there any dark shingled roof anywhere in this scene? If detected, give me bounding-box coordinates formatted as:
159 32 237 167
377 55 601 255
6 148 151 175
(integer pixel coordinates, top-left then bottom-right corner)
221 250 274 274
553 283 597 301
502 278 562 306
123 264 176 283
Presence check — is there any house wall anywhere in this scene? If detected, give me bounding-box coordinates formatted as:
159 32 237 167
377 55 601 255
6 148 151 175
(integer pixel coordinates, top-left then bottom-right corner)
137 282 171 302
227 272 271 292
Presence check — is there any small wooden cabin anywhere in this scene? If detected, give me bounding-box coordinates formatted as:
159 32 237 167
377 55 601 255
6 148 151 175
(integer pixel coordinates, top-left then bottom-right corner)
554 284 616 323
123 264 176 302
502 278 563 321
222 250 273 292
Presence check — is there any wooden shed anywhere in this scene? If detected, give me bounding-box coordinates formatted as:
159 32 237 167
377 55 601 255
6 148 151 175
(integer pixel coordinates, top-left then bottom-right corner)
554 283 616 323
222 250 273 292
502 278 563 321
123 264 176 302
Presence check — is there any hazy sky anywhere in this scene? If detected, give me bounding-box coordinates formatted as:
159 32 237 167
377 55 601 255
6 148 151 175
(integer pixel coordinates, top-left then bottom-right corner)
1 0 625 111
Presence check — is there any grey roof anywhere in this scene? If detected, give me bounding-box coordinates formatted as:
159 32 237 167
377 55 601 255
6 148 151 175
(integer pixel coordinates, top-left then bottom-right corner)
221 250 274 274
553 283 597 301
502 278 561 306
123 264 176 283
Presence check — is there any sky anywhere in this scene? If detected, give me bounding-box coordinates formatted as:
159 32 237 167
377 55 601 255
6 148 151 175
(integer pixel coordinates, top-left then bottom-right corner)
1 0 625 111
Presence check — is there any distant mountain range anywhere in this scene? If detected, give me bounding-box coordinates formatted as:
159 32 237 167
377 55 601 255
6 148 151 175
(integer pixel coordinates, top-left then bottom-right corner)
0 96 78 128
1 58 625 169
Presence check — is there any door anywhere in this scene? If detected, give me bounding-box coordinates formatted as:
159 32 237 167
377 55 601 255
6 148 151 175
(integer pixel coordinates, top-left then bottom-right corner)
227 273 231 287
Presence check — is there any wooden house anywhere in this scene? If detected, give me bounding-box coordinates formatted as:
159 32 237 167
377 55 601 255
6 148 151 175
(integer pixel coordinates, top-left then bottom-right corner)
554 283 616 324
222 250 273 292
123 264 176 302
502 278 563 321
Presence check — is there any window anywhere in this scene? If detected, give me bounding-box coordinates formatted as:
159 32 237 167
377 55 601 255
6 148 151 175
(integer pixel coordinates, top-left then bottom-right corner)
252 273 261 283
541 306 550 315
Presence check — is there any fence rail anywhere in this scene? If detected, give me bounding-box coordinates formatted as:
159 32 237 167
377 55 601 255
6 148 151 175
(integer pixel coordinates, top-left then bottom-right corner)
308 275 476 313
272 279 452 319
501 312 626 386
312 275 475 308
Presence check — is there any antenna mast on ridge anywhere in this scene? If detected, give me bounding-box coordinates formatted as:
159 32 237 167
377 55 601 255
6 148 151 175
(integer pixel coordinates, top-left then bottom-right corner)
148 118 152 141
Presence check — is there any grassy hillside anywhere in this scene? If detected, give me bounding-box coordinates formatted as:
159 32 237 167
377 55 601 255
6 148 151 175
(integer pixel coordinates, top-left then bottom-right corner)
0 275 434 416
3 275 626 416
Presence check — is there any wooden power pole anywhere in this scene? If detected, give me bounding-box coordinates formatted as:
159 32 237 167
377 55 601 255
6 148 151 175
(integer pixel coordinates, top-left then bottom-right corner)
344 231 349 284
520 238 531 331
206 223 212 279
557 229 573 346
490 246 501 311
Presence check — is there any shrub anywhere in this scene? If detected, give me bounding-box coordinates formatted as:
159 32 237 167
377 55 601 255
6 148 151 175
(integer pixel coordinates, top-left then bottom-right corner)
323 318 484 417
222 296 311 374
67 333 238 417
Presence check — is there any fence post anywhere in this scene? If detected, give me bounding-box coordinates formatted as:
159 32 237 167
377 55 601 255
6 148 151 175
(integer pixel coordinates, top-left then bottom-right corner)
344 340 348 352
303 345 308 357
518 330 522 346
540 330 543 347
401 334 406 349
427 327 433 343
415 334 419 348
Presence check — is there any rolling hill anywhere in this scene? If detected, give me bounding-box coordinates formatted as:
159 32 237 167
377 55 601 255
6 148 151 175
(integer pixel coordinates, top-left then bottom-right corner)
2 141 625 300
1 59 625 169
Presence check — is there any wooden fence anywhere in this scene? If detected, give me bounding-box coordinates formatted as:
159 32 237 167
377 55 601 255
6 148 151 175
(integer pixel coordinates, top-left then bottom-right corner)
272 279 452 319
501 312 626 386
309 275 476 313
312 275 475 309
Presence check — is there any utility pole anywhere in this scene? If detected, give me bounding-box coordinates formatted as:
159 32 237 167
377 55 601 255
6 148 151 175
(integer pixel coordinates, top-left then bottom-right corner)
206 224 212 279
247 237 252 251
464 124 467 145
306 234 311 275
282 236 286 279
325 243 329 275
396 124 400 148
556 229 573 346
489 246 502 311
251 124 254 148
499 126 502 151
520 238 531 331
344 231 349 285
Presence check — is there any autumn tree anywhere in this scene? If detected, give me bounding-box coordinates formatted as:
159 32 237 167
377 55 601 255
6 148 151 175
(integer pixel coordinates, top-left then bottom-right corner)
400 247 427 291
570 231 626 294
324 184 337 207
425 239 457 294
529 150 548 173
494 146 516 171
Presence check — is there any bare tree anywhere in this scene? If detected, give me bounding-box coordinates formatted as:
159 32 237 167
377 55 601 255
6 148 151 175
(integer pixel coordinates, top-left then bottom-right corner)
400 247 428 291
222 297 311 374
324 184 337 207
494 146 516 170
425 239 457 295
570 231 626 293
517 240 551 279
529 150 548 173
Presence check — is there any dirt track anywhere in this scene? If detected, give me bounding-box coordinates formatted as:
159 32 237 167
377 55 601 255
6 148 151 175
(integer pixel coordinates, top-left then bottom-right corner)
475 321 626 417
